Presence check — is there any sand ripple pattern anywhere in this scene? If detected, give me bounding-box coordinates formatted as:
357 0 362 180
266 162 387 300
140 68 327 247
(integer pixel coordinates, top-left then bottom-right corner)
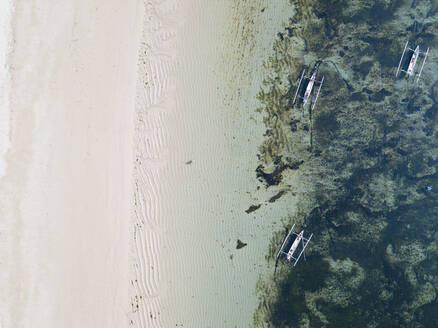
130 0 181 327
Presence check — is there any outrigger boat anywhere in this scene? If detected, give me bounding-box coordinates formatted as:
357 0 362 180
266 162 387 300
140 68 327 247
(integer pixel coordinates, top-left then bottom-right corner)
293 69 324 111
395 41 429 82
276 224 313 267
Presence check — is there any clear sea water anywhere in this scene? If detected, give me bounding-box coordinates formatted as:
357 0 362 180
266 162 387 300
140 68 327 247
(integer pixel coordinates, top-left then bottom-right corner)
252 1 438 327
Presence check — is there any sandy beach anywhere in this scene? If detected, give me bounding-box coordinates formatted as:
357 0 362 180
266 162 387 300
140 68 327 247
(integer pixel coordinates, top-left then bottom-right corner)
1 0 142 327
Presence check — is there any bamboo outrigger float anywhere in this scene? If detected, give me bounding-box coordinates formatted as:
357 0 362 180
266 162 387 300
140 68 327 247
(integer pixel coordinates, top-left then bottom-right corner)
276 224 313 267
396 41 429 82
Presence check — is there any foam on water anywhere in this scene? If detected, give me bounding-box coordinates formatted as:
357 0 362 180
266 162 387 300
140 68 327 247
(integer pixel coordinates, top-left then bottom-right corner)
0 0 14 178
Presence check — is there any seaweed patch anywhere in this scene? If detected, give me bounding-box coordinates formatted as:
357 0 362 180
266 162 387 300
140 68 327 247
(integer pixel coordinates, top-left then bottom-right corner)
268 190 286 203
245 204 262 214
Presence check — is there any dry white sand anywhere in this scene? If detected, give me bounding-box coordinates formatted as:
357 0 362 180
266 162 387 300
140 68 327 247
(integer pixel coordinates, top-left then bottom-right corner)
0 0 13 178
0 1 142 327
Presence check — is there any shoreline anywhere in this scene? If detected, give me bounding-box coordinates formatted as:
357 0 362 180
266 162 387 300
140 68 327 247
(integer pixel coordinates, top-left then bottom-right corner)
1 0 296 327
131 0 294 327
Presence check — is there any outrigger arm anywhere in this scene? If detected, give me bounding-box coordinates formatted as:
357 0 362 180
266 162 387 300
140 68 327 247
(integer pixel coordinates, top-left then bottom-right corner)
302 237 307 261
311 76 324 111
396 40 408 77
292 233 313 266
276 224 295 260
293 70 305 104
416 47 429 83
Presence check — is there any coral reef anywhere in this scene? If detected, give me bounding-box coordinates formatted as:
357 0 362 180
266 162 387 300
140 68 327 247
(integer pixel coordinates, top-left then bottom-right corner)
253 0 438 327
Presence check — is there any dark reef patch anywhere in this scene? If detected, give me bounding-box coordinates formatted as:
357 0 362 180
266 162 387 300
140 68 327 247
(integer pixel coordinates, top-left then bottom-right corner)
269 256 330 326
346 0 403 24
424 104 438 122
416 300 438 327
369 88 392 102
350 92 367 102
353 60 373 78
313 110 339 148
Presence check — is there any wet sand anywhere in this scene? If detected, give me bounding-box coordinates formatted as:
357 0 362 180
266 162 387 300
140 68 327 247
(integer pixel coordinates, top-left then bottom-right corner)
130 1 293 327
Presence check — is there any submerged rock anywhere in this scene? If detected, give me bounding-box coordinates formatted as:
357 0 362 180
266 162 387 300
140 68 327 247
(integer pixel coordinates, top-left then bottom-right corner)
268 190 286 203
236 239 247 249
245 204 261 214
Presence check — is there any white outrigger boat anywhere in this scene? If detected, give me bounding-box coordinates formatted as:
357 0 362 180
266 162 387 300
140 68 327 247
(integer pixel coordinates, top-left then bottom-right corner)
396 41 429 82
276 224 313 266
293 69 324 111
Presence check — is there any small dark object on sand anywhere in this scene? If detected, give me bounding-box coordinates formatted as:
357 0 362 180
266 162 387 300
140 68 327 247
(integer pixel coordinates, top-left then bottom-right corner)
245 204 261 214
236 239 247 249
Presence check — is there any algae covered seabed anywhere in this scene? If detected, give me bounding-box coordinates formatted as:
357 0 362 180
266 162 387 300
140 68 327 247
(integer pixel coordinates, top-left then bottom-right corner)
252 0 438 327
